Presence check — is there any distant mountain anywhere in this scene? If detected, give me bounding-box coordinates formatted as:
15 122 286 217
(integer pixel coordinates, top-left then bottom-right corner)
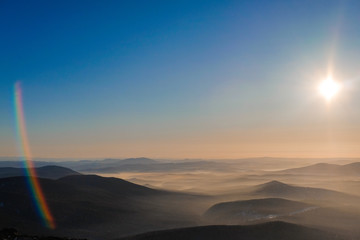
106 157 157 165
0 158 159 172
0 158 234 173
0 166 80 179
74 160 229 173
250 180 359 204
119 221 347 240
53 158 160 172
277 162 360 176
0 174 207 240
204 198 315 224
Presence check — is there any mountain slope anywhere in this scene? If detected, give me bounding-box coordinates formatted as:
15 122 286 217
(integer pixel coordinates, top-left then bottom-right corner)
57 174 161 195
0 174 207 240
119 221 347 240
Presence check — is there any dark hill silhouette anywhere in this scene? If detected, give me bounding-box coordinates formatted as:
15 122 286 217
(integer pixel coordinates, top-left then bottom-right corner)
0 165 80 179
119 221 347 240
0 227 87 240
0 175 207 240
204 198 315 224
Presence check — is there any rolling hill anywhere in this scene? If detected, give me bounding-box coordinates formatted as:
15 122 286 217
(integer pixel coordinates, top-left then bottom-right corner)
119 221 347 240
250 180 359 204
204 198 316 224
276 162 360 176
0 174 208 240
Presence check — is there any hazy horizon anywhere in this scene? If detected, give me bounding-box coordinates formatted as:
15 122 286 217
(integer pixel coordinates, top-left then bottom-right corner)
1 156 360 163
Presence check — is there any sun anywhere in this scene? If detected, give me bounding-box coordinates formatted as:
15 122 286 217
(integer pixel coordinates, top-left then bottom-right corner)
318 76 341 101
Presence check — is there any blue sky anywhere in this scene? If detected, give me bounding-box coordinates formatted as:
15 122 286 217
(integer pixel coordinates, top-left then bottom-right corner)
1 0 360 158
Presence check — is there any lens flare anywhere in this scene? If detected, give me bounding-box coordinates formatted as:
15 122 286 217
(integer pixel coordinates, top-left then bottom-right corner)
13 82 55 229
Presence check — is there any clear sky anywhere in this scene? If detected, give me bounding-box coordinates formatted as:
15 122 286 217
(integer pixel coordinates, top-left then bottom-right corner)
1 0 360 159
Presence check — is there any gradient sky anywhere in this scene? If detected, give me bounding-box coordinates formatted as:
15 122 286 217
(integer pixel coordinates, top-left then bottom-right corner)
1 0 360 159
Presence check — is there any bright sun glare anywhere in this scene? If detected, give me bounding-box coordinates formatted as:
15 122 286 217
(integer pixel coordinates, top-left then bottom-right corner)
318 76 341 101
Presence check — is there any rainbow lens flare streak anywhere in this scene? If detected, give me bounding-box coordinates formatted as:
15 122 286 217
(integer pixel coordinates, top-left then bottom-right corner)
13 82 55 229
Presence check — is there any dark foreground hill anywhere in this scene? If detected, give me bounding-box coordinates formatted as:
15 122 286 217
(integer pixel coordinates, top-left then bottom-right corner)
0 175 210 240
0 166 80 179
119 221 347 240
0 227 87 240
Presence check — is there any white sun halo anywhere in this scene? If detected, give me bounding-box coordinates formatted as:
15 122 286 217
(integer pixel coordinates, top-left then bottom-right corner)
318 76 341 101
